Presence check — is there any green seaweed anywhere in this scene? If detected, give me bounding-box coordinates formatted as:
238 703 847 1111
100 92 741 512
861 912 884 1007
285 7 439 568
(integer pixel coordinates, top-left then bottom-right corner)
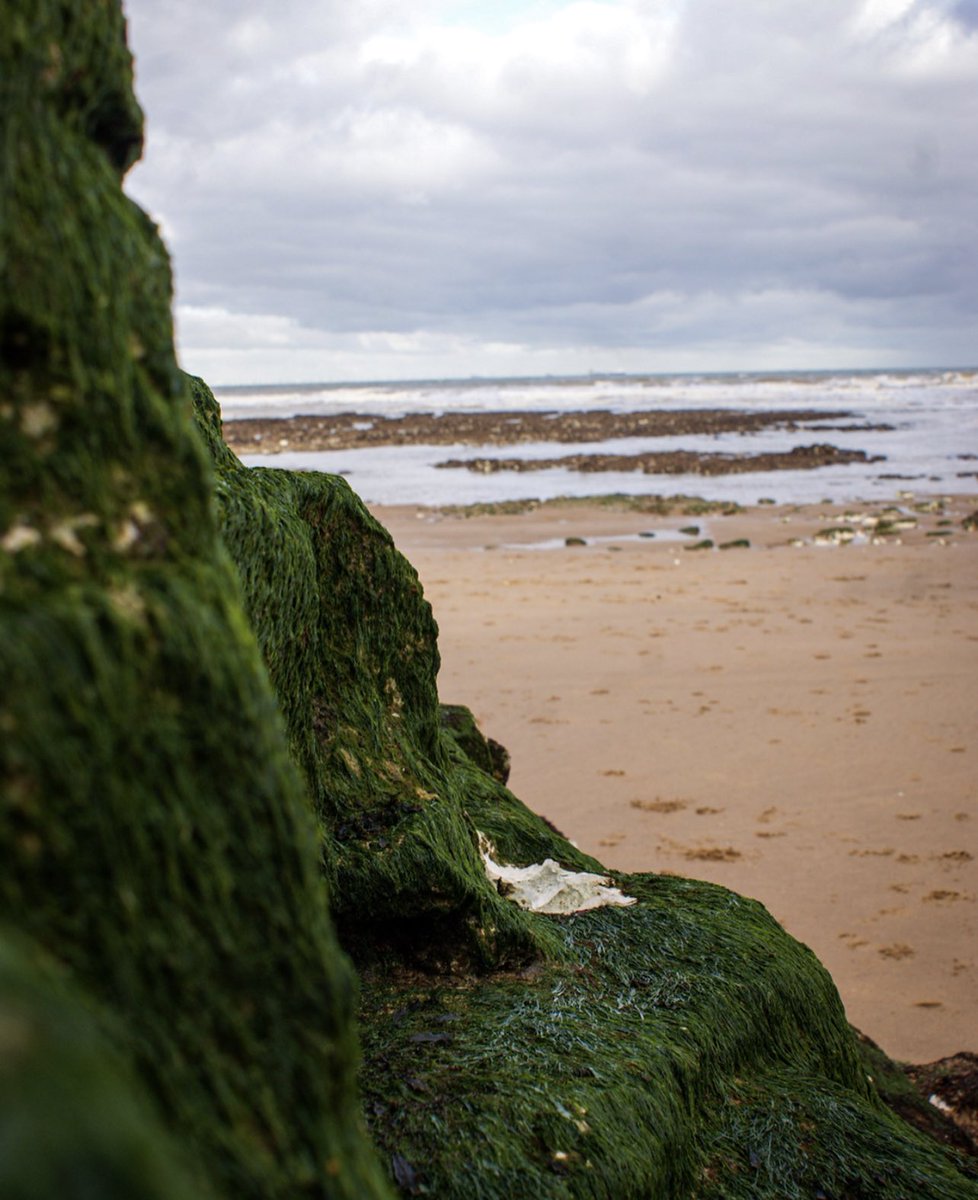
190 375 569 971
0 929 207 1200
440 703 511 784
853 1032 978 1162
359 875 977 1198
694 1071 976 1199
0 5 389 1196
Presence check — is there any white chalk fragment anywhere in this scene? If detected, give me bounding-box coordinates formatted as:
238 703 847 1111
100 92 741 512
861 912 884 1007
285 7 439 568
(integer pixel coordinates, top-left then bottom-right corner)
20 402 58 438
1 521 41 553
49 513 98 557
113 519 141 552
478 833 636 915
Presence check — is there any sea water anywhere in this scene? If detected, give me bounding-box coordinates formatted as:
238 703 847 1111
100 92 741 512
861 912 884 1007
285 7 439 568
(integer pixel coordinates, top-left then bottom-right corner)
217 368 978 507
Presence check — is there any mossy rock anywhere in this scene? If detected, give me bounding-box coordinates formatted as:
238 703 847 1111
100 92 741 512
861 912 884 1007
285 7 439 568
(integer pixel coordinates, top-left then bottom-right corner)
854 1032 978 1160
0 929 206 1199
359 876 978 1198
190 376 570 971
0 7 388 1197
440 703 511 784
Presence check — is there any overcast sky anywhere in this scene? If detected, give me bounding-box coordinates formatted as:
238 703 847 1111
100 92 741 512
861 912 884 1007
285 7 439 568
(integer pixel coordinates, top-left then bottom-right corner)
122 0 978 385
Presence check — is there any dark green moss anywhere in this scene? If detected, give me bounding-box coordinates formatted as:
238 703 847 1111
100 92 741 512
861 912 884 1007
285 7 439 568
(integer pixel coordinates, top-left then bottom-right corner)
694 1076 976 1199
0 929 207 1200
190 376 567 971
440 703 510 784
359 875 977 1198
853 1032 978 1162
1 7 389 1197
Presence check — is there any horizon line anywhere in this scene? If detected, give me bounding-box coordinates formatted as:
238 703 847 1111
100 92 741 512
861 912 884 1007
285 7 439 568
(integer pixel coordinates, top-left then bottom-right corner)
209 363 978 393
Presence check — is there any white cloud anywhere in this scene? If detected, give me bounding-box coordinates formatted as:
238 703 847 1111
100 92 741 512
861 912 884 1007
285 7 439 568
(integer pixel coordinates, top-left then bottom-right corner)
124 0 978 383
852 0 918 36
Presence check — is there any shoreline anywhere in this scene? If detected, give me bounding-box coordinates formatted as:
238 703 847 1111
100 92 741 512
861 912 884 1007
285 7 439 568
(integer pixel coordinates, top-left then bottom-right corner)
372 494 978 1063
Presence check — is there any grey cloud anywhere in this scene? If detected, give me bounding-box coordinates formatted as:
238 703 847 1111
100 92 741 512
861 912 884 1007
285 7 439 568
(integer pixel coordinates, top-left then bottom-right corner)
123 0 978 379
949 0 978 29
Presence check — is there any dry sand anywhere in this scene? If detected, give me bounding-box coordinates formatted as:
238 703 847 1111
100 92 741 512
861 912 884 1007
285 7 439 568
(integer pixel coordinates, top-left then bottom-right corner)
372 495 978 1065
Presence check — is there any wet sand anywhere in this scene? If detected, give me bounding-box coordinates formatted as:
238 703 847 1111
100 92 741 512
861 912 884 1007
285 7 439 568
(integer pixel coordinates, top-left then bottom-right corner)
372 495 978 1064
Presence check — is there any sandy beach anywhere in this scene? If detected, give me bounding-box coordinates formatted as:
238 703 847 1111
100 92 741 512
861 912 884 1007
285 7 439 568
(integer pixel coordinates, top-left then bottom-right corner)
372 494 978 1065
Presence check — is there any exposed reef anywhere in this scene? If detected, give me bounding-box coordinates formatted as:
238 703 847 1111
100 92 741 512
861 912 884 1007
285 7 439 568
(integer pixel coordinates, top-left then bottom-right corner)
222 407 886 455
436 443 881 475
1 3 976 1198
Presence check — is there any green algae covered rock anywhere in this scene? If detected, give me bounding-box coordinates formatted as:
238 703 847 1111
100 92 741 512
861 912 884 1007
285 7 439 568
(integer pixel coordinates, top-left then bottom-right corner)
440 702 511 784
0 4 389 1197
192 379 978 1198
358 876 978 1199
0 930 207 1200
190 375 592 971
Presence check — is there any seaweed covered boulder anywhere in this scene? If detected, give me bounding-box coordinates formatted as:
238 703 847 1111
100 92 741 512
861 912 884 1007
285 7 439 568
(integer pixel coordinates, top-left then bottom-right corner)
440 702 511 784
0 929 206 1200
0 3 389 1197
190 375 595 970
358 878 978 1198
193 391 978 1198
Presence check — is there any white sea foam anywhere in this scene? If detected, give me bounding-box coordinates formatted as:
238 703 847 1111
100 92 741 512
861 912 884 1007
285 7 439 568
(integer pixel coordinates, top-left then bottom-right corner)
222 369 978 506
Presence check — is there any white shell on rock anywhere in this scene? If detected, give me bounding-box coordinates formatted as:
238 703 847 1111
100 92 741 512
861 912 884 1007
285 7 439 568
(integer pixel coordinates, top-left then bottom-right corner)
478 833 637 915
